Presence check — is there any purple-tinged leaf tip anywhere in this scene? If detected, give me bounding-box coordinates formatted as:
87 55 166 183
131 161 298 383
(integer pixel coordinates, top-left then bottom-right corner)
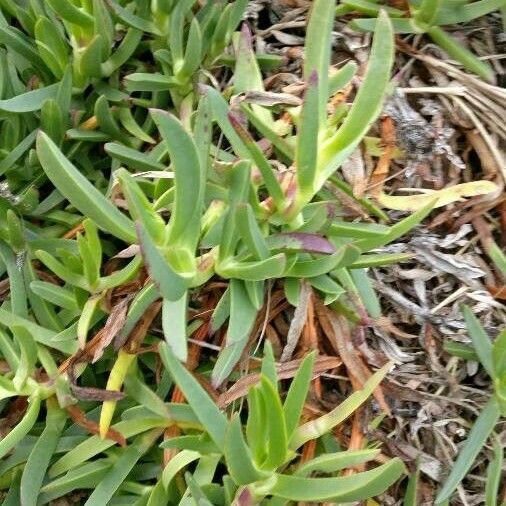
268 232 336 254
237 487 253 506
240 22 253 48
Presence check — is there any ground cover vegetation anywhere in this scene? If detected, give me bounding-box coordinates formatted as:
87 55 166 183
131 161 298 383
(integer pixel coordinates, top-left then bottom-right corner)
0 0 504 504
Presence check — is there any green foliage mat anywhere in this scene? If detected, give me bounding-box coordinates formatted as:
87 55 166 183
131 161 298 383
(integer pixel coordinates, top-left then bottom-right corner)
0 0 503 504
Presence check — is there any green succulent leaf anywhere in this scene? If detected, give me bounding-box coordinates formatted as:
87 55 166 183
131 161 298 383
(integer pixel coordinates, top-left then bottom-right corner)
162 450 201 489
124 73 177 92
343 0 405 17
162 292 188 362
12 325 37 390
283 351 316 437
160 435 220 454
84 429 163 506
296 70 320 198
102 27 143 76
49 417 169 477
117 169 166 243
41 99 65 145
150 108 204 250
267 233 336 254
225 414 271 484
36 131 136 243
355 201 435 252
136 222 190 302
234 24 272 125
304 0 336 123
47 0 94 27
259 376 288 470
0 240 27 317
328 61 358 96
236 203 270 260
285 245 360 278
124 370 171 420
160 342 228 451
0 25 48 75
220 279 258 348
295 449 380 475
0 395 41 460
210 286 231 334
218 254 287 281
0 129 37 175
318 11 394 186
177 17 202 80
105 0 162 34
40 461 113 504
414 0 442 25
291 362 392 449
270 458 405 501
212 339 249 388
0 83 59 112
20 399 67 506
80 34 104 78
261 341 278 388
34 17 68 78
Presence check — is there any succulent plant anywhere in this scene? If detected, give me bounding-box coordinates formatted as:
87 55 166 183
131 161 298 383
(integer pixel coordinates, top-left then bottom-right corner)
0 0 441 503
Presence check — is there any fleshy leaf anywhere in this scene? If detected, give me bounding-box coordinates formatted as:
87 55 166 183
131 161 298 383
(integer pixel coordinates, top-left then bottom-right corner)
36 132 135 243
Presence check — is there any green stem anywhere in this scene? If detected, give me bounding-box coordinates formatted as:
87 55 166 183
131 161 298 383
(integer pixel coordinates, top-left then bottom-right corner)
427 26 494 82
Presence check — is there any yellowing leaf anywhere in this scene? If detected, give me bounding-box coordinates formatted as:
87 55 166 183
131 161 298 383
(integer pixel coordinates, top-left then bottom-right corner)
377 181 499 211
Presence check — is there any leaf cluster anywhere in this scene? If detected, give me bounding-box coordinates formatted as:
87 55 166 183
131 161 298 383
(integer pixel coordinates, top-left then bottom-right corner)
338 0 504 81
0 0 447 503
